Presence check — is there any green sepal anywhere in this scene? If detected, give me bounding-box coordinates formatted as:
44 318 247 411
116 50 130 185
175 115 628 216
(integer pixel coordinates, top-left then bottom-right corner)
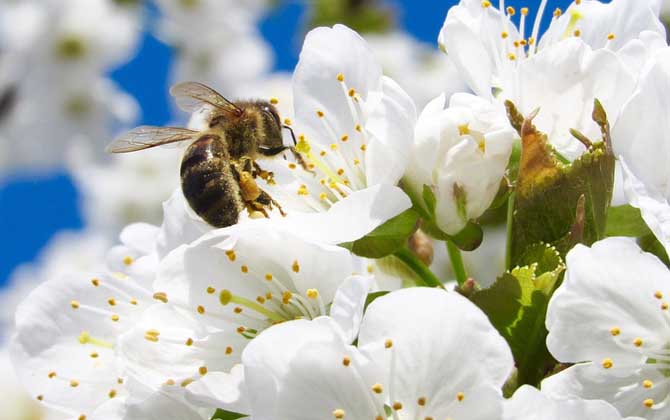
339 209 419 258
211 409 246 420
472 243 565 388
605 205 652 237
364 291 389 310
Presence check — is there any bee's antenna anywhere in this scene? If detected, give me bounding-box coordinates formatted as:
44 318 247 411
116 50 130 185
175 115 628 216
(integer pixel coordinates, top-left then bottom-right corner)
282 125 297 146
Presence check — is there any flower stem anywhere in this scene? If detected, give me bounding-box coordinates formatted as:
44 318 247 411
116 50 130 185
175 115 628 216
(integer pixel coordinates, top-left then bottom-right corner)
505 191 516 270
394 247 443 289
446 240 467 287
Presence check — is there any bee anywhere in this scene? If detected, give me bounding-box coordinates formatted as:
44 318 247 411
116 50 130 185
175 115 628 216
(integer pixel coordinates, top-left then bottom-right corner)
106 81 309 228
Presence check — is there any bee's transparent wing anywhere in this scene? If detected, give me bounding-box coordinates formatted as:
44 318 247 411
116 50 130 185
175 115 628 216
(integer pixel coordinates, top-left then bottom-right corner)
170 82 242 116
106 126 199 153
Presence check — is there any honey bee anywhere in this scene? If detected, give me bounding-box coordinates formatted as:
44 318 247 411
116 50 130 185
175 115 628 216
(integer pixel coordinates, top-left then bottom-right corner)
106 81 309 228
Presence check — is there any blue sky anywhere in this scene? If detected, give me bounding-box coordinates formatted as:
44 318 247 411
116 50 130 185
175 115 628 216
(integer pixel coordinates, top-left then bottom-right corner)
0 0 575 285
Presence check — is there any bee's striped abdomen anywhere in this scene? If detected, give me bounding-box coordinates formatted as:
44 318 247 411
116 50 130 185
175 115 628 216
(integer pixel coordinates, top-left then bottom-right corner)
180 135 244 228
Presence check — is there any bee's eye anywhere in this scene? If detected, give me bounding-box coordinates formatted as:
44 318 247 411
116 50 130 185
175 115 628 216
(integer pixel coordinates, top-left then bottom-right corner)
263 105 281 128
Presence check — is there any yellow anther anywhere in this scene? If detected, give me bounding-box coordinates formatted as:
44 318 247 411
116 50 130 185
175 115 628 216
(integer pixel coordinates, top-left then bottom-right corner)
355 124 362 132
513 40 520 48
458 123 470 136
481 0 491 7
288 163 297 169
70 380 79 388
575 0 581 4
655 291 663 299
644 399 654 408
91 278 100 287
607 33 615 40
282 291 293 304
153 292 168 303
110 314 119 322
610 327 620 336
342 356 351 366
418 397 426 406
185 338 194 346
520 7 528 15
197 305 205 314
506 6 515 15
337 168 345 176
317 110 325 118
234 307 243 314
117 378 124 384
241 265 249 273
662 302 669 310
371 383 383 394
574 29 581 37
266 292 273 300
333 409 345 419
330 143 338 151
71 300 80 309
165 379 175 386
320 150 327 157
225 346 233 355
501 31 509 39
520 39 527 46
602 358 613 369
269 97 279 105
130 298 137 305
78 415 86 420
48 372 56 378
265 273 273 281
256 296 266 304
284 118 292 125
107 298 116 306
353 159 360 165
181 379 194 387
360 144 367 151
337 73 344 82
385 339 393 349
306 289 319 299
206 287 215 294
225 250 236 261
643 379 654 388
508 53 516 61
392 402 403 411
633 338 643 347
90 352 99 358
297 184 309 196
292 260 300 273
108 389 117 398
237 326 246 334
37 395 43 401
457 392 465 401
528 37 535 45
319 192 328 200
123 256 133 266
199 366 208 376
553 8 562 17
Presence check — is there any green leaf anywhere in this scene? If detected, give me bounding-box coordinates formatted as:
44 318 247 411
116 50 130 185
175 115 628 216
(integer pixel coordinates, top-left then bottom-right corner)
605 205 652 237
307 0 394 34
509 104 615 266
472 243 565 388
340 209 419 258
639 233 670 267
211 409 246 420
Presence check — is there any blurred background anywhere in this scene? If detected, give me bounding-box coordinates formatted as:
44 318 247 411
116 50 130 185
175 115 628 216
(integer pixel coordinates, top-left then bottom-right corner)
0 0 624 416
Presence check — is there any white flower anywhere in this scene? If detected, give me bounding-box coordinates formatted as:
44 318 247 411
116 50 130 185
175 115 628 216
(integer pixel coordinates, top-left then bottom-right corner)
9 222 209 419
612 47 670 257
439 0 664 159
115 222 374 409
0 346 50 420
543 237 670 419
240 287 513 419
504 385 643 420
404 92 516 235
259 25 415 230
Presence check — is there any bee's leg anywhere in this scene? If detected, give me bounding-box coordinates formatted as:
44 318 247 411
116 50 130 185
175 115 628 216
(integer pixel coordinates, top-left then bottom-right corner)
288 146 315 175
252 161 275 184
255 190 286 217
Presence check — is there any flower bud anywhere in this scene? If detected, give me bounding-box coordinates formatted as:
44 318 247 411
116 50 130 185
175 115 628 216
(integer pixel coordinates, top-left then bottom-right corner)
404 93 516 235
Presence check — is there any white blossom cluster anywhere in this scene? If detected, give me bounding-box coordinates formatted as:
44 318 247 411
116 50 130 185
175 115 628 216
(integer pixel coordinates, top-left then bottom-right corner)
7 0 670 419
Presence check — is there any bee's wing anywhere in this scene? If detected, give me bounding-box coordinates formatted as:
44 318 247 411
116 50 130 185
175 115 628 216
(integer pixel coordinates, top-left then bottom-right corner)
170 82 243 116
106 126 199 153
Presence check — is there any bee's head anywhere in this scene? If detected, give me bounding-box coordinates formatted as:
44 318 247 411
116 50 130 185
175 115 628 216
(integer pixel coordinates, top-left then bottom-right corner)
256 101 284 149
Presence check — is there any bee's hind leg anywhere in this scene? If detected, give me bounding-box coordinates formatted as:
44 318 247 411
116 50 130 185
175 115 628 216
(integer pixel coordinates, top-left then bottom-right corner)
255 190 286 217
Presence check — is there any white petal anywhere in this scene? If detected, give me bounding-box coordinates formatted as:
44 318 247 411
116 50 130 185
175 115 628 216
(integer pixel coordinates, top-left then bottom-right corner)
242 317 383 420
504 385 629 420
546 238 670 363
329 275 373 344
358 288 513 419
156 189 213 260
185 365 249 414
